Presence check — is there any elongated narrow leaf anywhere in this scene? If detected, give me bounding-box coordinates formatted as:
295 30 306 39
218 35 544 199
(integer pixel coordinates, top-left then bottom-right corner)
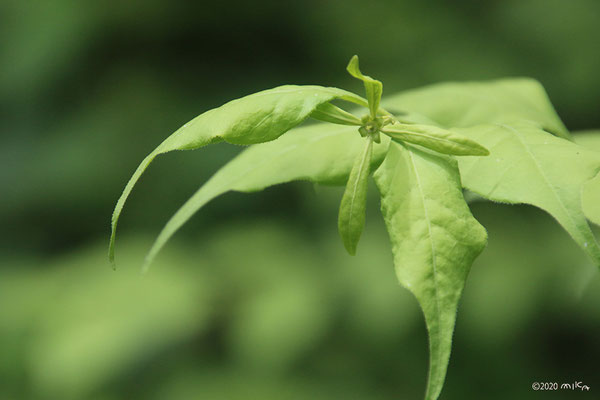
310 102 363 126
453 121 600 266
338 137 373 255
109 85 366 265
347 55 382 118
381 123 489 156
383 78 570 139
142 124 390 271
374 142 487 400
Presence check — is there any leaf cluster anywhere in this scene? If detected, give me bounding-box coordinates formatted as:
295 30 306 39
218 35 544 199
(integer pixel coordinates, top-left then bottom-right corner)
109 57 600 400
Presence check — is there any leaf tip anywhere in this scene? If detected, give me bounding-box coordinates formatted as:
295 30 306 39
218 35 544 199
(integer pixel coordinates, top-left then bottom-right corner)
343 241 358 256
142 242 161 274
346 55 360 77
141 256 152 275
108 234 117 270
476 146 490 156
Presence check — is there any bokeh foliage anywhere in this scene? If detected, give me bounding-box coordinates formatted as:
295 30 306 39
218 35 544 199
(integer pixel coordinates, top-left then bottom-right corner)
1 0 599 398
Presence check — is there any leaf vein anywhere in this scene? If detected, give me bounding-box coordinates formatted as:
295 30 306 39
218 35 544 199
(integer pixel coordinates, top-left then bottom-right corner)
497 123 577 230
407 148 442 354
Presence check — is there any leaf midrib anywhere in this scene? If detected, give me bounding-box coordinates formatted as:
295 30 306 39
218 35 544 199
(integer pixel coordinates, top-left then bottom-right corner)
391 129 464 148
406 148 442 354
497 123 577 232
346 139 372 234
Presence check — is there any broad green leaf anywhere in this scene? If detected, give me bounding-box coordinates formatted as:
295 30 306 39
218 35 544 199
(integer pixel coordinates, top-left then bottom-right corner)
310 102 362 126
453 121 600 266
575 130 600 151
576 131 600 225
383 78 570 140
142 123 390 271
381 123 489 156
109 85 366 266
347 55 383 118
384 81 600 266
582 173 600 226
338 137 373 255
374 142 487 400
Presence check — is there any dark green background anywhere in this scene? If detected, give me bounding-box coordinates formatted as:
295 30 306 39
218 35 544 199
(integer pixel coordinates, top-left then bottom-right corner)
1 1 599 399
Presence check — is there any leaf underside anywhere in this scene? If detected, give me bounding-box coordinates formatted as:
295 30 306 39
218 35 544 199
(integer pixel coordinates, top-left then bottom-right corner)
374 142 487 400
382 79 600 400
582 173 600 226
575 130 600 152
453 122 600 265
142 124 390 271
385 80 600 267
109 85 367 266
383 78 570 140
110 75 600 400
576 131 600 226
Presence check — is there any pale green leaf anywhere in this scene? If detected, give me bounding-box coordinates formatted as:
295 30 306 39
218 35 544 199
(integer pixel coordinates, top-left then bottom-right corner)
142 124 390 271
109 85 365 266
381 123 489 156
582 173 600 226
574 130 600 151
374 142 487 400
347 55 383 118
384 81 600 266
575 130 600 226
310 102 363 126
383 78 570 140
338 137 373 255
454 121 600 266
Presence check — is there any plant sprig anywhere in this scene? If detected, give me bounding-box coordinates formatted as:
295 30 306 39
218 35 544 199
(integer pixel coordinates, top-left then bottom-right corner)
109 56 600 400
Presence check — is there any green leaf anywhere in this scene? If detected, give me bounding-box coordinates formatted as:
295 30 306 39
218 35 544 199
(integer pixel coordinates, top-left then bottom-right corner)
347 55 383 118
381 123 489 156
574 130 600 151
109 85 366 266
383 78 571 140
385 81 600 266
374 142 487 400
338 137 373 255
453 121 600 266
582 173 600 226
576 131 600 226
142 123 390 271
310 102 363 126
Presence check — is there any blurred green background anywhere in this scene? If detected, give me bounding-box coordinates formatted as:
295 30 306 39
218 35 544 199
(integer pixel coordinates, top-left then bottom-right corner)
1 0 599 399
